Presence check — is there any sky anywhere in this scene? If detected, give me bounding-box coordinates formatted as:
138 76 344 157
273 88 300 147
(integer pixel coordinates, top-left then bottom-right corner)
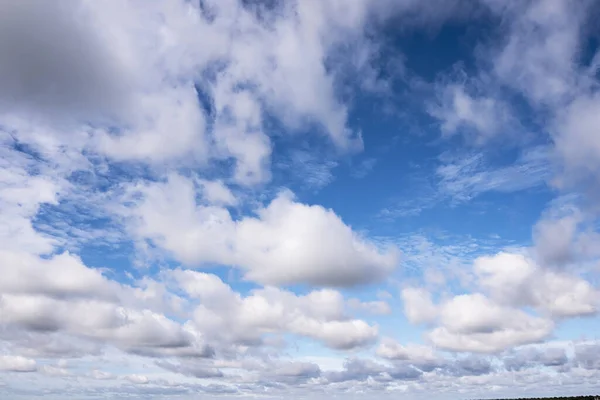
0 0 599 399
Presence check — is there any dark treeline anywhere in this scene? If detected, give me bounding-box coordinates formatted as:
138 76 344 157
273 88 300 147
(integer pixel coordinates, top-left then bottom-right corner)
472 396 600 400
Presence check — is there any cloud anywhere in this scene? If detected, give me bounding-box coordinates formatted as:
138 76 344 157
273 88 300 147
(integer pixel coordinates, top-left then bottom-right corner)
123 374 149 385
376 338 438 363
171 269 378 350
503 346 568 371
574 343 600 370
0 0 384 188
125 174 399 287
429 83 516 143
155 360 224 379
0 0 133 124
489 0 586 106
554 92 600 194
428 293 554 353
400 250 597 353
0 294 196 351
324 358 422 383
474 252 599 318
1 0 600 397
401 287 438 325
259 361 322 385
0 249 211 360
375 338 446 373
0 355 37 372
196 179 238 206
533 212 583 267
436 147 551 203
0 250 119 301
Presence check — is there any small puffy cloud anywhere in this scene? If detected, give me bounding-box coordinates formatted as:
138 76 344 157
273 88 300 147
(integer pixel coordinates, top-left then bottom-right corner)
0 355 37 372
474 252 599 318
376 338 438 363
429 84 515 143
0 250 118 301
400 287 438 324
89 369 115 380
127 175 399 287
123 374 149 384
428 293 554 353
262 361 322 385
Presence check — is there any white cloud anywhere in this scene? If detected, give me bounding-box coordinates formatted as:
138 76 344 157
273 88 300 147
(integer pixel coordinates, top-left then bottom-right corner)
0 139 67 255
401 250 597 354
0 0 384 187
376 338 438 363
428 293 554 353
436 148 551 203
401 287 438 325
533 212 583 267
490 0 585 106
1 0 600 397
126 174 399 286
171 269 378 350
474 252 599 318
429 84 515 142
554 92 600 192
89 369 115 380
123 374 149 385
0 250 118 301
196 179 237 206
0 355 37 372
95 86 209 164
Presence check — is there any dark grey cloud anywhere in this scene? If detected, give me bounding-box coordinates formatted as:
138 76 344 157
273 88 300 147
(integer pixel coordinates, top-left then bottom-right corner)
0 0 132 123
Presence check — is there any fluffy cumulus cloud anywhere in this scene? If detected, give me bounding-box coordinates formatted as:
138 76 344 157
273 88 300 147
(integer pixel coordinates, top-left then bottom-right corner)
169 269 379 349
401 250 598 354
1 0 600 398
474 252 599 318
124 175 399 286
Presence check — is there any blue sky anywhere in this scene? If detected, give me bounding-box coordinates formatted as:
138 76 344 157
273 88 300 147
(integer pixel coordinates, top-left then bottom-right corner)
0 0 600 399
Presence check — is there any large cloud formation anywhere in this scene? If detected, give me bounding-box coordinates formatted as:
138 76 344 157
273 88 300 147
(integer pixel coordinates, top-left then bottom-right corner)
1 0 600 399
